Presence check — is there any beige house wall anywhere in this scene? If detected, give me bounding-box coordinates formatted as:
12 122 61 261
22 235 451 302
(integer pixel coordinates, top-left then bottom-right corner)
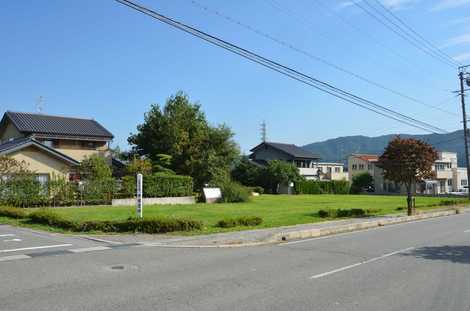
0 122 23 143
54 140 110 162
9 146 72 179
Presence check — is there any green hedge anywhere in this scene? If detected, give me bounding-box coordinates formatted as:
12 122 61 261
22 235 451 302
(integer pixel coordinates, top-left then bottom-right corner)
121 173 193 198
216 216 263 228
0 207 28 219
318 208 381 218
0 176 49 207
27 209 202 233
295 180 350 194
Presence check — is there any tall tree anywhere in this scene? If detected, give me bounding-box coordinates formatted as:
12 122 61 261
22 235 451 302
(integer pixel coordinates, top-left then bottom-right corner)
128 92 239 189
376 136 437 215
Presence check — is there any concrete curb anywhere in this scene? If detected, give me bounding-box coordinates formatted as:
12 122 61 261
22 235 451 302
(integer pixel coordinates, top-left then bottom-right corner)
271 208 465 243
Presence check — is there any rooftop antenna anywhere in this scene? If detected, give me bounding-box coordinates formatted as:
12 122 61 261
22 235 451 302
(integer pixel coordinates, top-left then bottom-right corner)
35 96 44 114
261 121 267 142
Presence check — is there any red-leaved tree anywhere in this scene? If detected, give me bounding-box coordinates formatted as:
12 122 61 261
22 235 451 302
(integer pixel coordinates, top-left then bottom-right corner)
376 137 438 215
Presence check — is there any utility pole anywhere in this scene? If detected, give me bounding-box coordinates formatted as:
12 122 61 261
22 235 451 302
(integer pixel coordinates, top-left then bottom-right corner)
458 65 470 199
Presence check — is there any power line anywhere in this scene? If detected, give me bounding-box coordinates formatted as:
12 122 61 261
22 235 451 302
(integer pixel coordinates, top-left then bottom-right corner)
313 0 452 93
114 0 447 134
370 0 461 67
354 1 458 68
190 0 458 117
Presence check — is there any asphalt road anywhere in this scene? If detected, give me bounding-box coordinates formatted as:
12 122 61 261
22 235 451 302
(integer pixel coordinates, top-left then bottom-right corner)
1 213 470 311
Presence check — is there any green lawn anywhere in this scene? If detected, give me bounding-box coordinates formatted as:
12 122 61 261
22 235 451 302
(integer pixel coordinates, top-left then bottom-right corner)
37 194 466 234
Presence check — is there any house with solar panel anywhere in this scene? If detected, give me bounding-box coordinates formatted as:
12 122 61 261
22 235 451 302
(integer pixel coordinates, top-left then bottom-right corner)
0 111 114 184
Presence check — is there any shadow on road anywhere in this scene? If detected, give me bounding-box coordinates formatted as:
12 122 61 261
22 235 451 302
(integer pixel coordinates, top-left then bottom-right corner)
402 246 470 264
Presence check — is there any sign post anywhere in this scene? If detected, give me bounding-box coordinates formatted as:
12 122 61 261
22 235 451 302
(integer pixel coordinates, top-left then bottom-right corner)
136 173 143 218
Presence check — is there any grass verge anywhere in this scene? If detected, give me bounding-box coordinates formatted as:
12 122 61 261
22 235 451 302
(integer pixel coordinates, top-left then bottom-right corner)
1 195 467 235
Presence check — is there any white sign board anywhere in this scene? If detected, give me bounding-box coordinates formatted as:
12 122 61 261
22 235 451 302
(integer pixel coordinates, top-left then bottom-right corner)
136 173 143 218
203 187 222 203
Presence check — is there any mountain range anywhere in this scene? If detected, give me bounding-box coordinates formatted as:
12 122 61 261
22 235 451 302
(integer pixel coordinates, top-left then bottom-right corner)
302 130 466 166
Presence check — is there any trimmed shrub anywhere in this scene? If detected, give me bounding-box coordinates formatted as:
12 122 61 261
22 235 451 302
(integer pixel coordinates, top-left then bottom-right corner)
27 209 202 233
121 173 193 198
0 207 28 219
0 176 49 207
216 216 263 228
317 208 380 218
145 173 193 198
295 180 350 195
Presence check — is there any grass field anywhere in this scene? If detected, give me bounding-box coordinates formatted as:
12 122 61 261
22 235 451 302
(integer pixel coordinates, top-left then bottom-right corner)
28 194 467 234
1 195 466 235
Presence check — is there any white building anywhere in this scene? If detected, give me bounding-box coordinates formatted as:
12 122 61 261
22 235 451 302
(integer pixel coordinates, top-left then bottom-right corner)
347 151 468 195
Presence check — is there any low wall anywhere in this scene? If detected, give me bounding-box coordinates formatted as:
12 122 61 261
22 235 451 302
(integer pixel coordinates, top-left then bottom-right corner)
112 196 195 206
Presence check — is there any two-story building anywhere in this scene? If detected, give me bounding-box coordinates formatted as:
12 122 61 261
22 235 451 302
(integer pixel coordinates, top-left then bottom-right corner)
249 142 347 181
348 151 468 195
0 111 114 183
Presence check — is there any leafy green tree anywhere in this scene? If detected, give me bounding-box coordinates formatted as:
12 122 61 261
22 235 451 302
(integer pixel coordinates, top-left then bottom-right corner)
78 155 112 180
231 157 262 186
261 160 303 193
350 172 374 194
128 92 239 189
376 136 438 215
126 156 153 176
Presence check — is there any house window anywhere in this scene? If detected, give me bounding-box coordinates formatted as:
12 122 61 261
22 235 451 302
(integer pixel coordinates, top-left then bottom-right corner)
352 164 357 170
461 179 468 186
435 163 445 171
447 179 452 186
359 164 365 170
81 141 96 149
334 167 340 173
367 164 373 170
35 174 49 185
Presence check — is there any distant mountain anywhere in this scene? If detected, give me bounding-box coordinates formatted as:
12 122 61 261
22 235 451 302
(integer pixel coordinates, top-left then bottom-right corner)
303 130 466 166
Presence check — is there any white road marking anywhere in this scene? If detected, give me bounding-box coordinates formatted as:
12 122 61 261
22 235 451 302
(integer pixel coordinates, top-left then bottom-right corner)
0 254 31 262
0 234 15 237
310 247 415 279
69 246 111 253
464 229 470 233
0 244 72 253
3 239 22 242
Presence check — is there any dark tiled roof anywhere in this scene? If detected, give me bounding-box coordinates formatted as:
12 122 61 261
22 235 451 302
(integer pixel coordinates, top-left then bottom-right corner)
0 137 31 153
2 111 114 140
251 142 320 159
0 137 80 165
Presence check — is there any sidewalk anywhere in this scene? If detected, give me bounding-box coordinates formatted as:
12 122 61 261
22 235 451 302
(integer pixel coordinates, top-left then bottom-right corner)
83 207 468 248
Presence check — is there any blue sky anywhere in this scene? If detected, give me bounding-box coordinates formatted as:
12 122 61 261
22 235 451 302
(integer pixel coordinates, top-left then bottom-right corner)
1 0 470 153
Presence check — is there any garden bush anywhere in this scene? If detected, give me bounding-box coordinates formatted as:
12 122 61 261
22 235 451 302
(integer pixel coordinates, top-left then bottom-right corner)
317 208 380 218
216 216 263 228
0 176 49 207
121 173 193 198
295 180 350 195
219 181 251 203
0 207 28 219
26 209 202 233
